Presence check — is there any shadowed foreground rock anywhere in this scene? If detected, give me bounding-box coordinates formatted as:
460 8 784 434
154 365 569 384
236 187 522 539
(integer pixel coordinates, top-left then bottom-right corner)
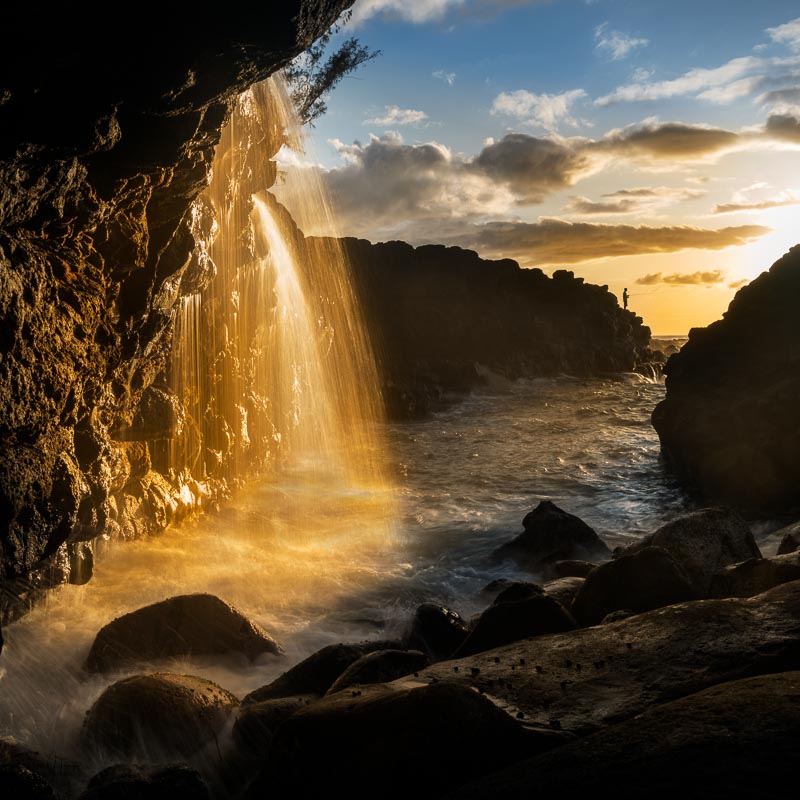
86 593 283 673
404 603 470 660
246 681 555 800
242 640 400 705
81 673 238 761
493 500 611 573
79 763 210 800
452 671 800 799
326 649 430 695
403 580 800 736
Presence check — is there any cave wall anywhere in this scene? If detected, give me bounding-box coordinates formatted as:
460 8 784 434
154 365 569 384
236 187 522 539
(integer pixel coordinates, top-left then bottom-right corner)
0 2 354 619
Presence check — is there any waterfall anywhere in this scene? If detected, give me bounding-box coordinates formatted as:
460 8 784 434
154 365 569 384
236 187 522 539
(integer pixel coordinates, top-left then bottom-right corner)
165 75 390 493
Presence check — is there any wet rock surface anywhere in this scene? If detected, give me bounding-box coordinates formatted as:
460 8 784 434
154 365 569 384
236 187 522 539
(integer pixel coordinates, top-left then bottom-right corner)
403 602 470 661
493 500 612 572
79 763 211 800
85 593 283 673
81 673 238 761
326 649 430 695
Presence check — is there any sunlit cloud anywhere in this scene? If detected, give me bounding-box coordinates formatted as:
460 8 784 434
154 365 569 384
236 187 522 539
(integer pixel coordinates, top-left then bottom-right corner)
764 113 800 141
491 88 587 131
636 270 727 287
729 278 750 289
433 69 457 85
365 106 429 126
594 22 648 61
712 183 799 213
443 219 769 265
594 119 741 159
564 186 705 215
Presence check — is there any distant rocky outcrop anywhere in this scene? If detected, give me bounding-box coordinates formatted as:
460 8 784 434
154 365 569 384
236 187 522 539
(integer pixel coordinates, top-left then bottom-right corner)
309 237 655 418
652 245 800 512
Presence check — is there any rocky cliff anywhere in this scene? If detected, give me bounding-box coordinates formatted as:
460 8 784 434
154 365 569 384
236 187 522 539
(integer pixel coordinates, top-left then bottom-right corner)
652 245 800 513
318 237 655 417
0 2 353 617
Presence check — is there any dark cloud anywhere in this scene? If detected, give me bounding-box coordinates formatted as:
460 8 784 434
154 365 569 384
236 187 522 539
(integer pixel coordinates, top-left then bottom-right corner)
473 134 591 202
764 113 800 142
729 278 750 288
442 219 770 265
636 270 727 287
596 121 740 159
760 87 800 107
564 196 639 214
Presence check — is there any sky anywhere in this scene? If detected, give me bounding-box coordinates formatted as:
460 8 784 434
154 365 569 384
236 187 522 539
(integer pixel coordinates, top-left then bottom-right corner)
274 0 800 334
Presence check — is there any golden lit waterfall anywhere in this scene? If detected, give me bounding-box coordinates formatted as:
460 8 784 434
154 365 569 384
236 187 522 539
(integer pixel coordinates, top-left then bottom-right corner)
168 75 390 491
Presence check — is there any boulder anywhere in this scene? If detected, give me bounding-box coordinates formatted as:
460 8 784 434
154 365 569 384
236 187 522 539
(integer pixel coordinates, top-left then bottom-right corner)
81 673 238 760
79 764 210 800
403 603 470 661
0 738 84 799
776 521 800 554
542 576 585 608
248 681 553 799
326 649 430 695
709 552 800 598
616 507 760 596
242 640 400 705
0 763 59 800
541 559 596 580
232 695 317 756
453 671 800 799
571 546 695 626
454 594 576 657
493 501 611 572
491 582 544 605
85 593 283 673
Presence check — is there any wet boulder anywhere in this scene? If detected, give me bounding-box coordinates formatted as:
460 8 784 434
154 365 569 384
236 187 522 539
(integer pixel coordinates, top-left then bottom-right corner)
81 673 238 761
541 559 596 580
542 576 585 608
776 521 800 555
404 603 470 661
0 738 84 799
492 581 544 605
79 763 210 800
242 640 400 705
249 681 549 799
233 695 317 756
571 547 695 626
85 593 283 673
616 507 761 596
455 594 577 657
493 501 611 573
326 649 430 695
709 552 800 598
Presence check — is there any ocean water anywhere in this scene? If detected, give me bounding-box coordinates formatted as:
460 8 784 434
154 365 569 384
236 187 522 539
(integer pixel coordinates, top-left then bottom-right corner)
0 374 717 774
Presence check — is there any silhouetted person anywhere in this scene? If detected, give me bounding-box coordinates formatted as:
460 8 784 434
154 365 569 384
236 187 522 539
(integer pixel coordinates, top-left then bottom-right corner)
622 287 629 310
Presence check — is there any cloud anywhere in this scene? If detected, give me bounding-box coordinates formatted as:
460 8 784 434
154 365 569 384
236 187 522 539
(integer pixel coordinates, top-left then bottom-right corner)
594 22 648 61
764 113 800 141
564 186 705 215
596 56 758 105
365 105 429 126
443 219 769 265
759 86 800 111
433 70 457 85
491 88 587 131
473 133 592 202
349 0 539 26
729 278 750 289
767 17 800 51
712 185 799 213
636 270 727 287
595 119 741 159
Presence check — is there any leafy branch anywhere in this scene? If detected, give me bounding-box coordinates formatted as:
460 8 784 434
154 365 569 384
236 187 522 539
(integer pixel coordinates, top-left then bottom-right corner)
284 11 381 126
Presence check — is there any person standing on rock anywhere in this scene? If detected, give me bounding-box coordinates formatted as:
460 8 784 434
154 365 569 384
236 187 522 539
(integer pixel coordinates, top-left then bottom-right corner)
623 287 629 310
